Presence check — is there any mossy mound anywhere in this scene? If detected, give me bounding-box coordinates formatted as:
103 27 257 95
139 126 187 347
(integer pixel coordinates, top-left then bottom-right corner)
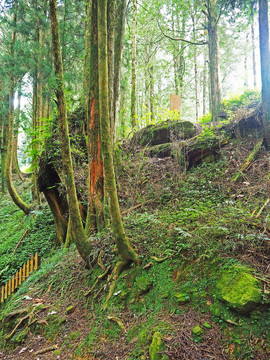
132 120 195 146
216 266 262 313
149 332 169 360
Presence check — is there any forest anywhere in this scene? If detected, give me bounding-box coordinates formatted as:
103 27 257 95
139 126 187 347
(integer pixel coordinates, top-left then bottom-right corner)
0 0 269 359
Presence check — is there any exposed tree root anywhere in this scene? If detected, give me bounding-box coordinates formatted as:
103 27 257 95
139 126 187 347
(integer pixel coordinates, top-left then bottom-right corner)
232 139 263 182
84 266 111 297
102 259 129 310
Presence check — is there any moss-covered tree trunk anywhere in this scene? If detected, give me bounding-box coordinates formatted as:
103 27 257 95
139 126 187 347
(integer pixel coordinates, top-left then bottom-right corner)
113 0 127 141
6 0 31 215
49 0 91 262
1 105 8 194
259 0 270 145
207 0 221 122
130 0 137 130
98 0 138 264
83 0 92 107
85 0 105 235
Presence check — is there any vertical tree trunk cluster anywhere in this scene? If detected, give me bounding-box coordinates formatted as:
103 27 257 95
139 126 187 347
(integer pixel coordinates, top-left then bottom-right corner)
258 0 270 145
131 0 137 130
206 0 221 122
6 0 31 215
49 0 92 262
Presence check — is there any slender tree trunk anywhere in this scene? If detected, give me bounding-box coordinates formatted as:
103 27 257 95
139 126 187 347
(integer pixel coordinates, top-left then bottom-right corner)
83 0 92 106
178 13 186 96
251 18 257 88
6 0 31 215
149 64 154 122
259 0 270 145
85 0 105 235
49 0 91 262
202 15 208 115
113 0 127 141
207 0 221 122
13 79 23 180
1 108 8 194
192 13 200 121
107 0 116 138
98 0 138 263
171 4 180 95
244 32 248 87
131 0 137 130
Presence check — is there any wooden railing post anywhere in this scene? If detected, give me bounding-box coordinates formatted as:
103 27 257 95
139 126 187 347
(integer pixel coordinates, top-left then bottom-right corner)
0 253 39 305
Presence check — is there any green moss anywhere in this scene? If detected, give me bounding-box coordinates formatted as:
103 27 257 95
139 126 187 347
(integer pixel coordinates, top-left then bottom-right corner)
69 331 80 340
192 325 203 336
203 322 212 329
132 120 195 146
175 292 190 304
216 266 262 313
149 332 169 360
136 275 152 294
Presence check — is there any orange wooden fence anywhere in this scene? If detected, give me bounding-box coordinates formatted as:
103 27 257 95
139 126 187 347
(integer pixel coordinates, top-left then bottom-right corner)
0 253 39 304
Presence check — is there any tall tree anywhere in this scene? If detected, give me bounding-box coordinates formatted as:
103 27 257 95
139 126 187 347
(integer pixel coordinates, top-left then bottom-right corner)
97 0 139 305
258 0 270 145
49 0 92 262
130 0 137 129
6 0 31 215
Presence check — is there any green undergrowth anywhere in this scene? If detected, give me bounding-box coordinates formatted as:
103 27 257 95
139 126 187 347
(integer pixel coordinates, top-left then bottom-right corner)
0 189 56 285
0 158 269 359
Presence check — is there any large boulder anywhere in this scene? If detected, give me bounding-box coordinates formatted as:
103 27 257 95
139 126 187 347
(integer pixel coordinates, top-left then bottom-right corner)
216 265 262 313
132 120 196 146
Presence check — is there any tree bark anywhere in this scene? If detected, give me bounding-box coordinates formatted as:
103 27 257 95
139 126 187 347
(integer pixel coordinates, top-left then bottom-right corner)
49 0 92 262
83 0 92 107
6 1 31 215
258 0 270 145
98 0 138 263
251 20 257 88
113 0 127 141
206 0 221 122
1 105 8 194
131 0 137 130
85 0 105 235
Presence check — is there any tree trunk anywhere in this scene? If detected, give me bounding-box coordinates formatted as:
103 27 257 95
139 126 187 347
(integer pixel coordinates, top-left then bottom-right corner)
1 106 8 194
259 0 270 145
149 64 154 122
6 0 31 215
207 0 221 122
203 45 207 115
13 79 23 180
113 0 127 141
85 0 105 235
49 0 92 262
107 0 116 139
251 20 257 88
131 0 137 130
83 0 92 107
98 0 138 263
192 13 200 121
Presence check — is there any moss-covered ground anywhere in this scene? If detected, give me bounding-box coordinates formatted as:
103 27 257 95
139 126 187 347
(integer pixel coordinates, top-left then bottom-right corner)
0 137 269 360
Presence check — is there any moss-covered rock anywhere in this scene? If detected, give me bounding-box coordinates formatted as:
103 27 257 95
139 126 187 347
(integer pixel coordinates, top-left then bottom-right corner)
136 275 152 295
149 332 169 360
149 143 172 158
216 266 262 313
132 121 195 146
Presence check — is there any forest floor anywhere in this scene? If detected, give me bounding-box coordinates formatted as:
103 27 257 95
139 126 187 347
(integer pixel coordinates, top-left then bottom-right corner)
0 135 269 360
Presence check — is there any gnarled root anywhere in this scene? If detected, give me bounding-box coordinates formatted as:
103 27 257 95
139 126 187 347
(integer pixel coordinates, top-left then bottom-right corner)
102 259 129 310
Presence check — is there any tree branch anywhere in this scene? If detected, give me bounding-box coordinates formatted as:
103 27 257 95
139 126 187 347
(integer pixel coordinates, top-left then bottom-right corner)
157 19 207 46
